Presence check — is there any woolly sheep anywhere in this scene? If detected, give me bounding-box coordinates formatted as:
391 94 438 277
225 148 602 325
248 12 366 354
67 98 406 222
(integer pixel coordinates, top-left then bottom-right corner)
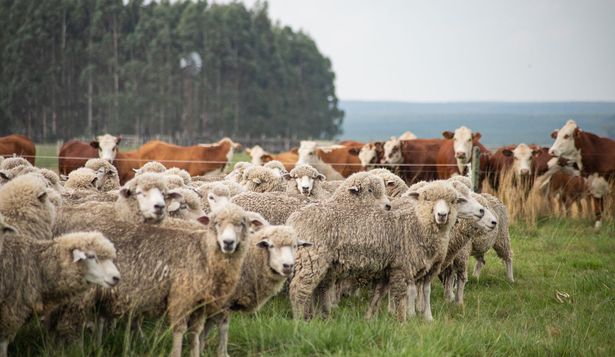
0 156 32 171
240 165 284 193
85 158 120 192
0 214 17 255
165 167 192 186
135 161 166 175
0 231 119 357
167 187 206 222
78 203 254 357
284 164 327 199
264 160 288 177
197 182 233 213
0 170 12 187
164 174 187 189
64 167 105 191
369 168 408 197
201 225 312 356
291 180 459 322
0 173 56 240
232 191 312 225
321 180 343 195
226 161 253 183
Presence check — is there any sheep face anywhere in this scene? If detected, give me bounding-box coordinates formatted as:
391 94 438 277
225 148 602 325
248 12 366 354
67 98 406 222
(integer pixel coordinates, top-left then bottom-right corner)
91 134 120 162
407 184 459 228
120 186 166 221
454 192 485 221
73 249 121 288
207 191 230 211
167 190 205 221
256 227 311 276
476 206 498 231
206 205 250 254
343 173 391 211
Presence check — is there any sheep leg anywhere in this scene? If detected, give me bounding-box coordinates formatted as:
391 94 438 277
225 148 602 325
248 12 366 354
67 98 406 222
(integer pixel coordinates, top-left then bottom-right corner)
455 267 468 305
389 269 409 322
96 317 106 346
442 267 455 303
188 311 206 357
406 282 417 317
366 280 388 319
421 279 434 321
199 317 218 353
415 281 425 313
493 239 514 283
216 314 230 357
289 255 329 320
170 320 187 357
472 256 485 279
314 278 334 318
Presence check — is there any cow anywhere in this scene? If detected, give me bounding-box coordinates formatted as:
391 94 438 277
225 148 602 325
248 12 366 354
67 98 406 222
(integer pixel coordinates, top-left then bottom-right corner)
437 126 491 180
0 134 36 165
549 119 615 179
382 138 443 184
349 142 385 170
138 137 240 177
296 140 363 180
58 134 129 176
487 143 550 192
246 145 298 171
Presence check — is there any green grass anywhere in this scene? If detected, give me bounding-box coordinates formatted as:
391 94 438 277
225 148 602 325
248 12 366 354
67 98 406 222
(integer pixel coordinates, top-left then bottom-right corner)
10 219 615 356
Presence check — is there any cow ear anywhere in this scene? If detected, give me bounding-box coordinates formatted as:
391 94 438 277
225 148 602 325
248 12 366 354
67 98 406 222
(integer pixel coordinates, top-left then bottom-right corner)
348 147 361 156
574 128 581 138
472 132 482 141
532 149 542 156
375 142 384 149
90 141 100 149
551 130 558 139
442 131 454 139
290 147 299 154
116 135 122 145
245 148 252 155
261 154 274 163
502 149 513 157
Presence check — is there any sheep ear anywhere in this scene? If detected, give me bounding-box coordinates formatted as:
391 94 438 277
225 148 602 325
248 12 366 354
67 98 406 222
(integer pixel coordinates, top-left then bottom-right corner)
0 171 11 181
316 174 326 181
90 141 100 149
91 177 99 187
60 174 69 181
72 249 87 262
386 180 396 187
2 224 16 234
298 240 313 248
197 215 210 225
290 147 299 154
166 191 183 201
282 173 292 180
250 218 266 231
442 131 454 139
37 191 48 203
406 192 420 200
348 185 360 194
502 149 513 157
551 130 558 139
253 178 262 185
119 187 131 198
456 197 467 204
256 239 271 248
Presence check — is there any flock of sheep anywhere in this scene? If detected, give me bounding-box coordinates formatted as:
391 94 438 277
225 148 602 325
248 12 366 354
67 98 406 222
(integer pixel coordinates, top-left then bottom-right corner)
0 150 513 357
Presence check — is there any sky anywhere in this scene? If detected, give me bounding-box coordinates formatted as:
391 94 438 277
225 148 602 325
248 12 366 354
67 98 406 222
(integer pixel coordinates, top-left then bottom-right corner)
220 0 615 102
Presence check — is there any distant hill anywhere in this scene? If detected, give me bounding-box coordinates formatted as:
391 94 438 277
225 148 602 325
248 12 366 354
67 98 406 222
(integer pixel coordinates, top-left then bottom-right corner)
338 101 615 149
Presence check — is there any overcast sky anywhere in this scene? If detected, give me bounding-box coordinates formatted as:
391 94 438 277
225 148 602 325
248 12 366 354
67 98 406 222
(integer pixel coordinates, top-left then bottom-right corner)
223 0 615 102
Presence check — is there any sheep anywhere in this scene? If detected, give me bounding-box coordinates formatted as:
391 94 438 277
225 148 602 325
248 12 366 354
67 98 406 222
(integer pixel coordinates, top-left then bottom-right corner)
64 167 105 191
284 164 327 199
0 170 13 187
321 180 343 195
200 225 312 356
0 156 32 171
0 231 120 357
470 193 513 282
0 214 17 255
167 187 206 222
54 173 181 237
0 173 56 240
197 182 235 213
240 165 284 193
85 158 121 192
290 179 464 322
165 173 187 189
264 160 288 177
135 161 166 175
369 168 409 197
78 203 254 357
232 191 312 225
226 161 253 183
166 167 192 186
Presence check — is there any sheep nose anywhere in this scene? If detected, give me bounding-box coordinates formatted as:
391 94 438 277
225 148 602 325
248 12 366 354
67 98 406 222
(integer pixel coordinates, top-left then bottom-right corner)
491 220 497 226
154 203 165 212
438 212 448 219
112 276 120 284
283 263 294 269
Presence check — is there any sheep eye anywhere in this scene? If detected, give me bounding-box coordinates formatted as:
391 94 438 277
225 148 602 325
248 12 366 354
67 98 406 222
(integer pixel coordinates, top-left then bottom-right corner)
87 254 96 260
368 188 373 193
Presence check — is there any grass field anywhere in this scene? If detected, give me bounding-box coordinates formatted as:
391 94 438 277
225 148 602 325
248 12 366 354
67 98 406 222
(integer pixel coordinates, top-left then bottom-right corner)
10 219 615 356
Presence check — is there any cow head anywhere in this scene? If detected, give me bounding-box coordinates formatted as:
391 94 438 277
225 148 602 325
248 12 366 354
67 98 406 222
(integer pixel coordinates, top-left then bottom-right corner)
297 141 319 166
502 143 542 177
246 145 268 166
443 126 481 173
351 142 384 170
90 134 121 163
549 119 580 159
382 137 403 164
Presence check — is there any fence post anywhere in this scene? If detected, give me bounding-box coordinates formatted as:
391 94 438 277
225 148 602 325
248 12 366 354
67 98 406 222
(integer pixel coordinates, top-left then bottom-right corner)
471 146 481 192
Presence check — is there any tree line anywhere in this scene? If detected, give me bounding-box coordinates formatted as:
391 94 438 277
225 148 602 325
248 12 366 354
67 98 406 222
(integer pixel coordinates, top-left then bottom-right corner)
0 0 344 142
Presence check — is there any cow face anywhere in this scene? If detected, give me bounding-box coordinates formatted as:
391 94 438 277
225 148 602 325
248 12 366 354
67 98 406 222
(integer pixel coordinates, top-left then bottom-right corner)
549 120 579 159
383 137 402 164
246 145 267 165
443 126 479 163
503 143 538 177
91 134 121 162
356 142 382 169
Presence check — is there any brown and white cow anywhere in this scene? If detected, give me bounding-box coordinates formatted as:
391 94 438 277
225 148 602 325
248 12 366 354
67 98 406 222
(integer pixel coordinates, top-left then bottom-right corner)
296 140 363 179
0 135 36 165
487 143 551 191
58 134 124 175
381 138 443 184
437 126 491 180
350 142 384 170
138 138 239 177
246 145 298 171
549 119 615 179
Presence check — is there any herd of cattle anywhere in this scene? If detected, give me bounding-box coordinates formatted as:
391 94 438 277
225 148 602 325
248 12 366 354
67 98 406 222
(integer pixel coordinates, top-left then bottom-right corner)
0 118 612 356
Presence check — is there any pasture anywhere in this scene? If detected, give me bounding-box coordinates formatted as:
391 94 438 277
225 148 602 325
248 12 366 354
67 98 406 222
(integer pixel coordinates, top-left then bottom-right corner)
11 219 615 356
